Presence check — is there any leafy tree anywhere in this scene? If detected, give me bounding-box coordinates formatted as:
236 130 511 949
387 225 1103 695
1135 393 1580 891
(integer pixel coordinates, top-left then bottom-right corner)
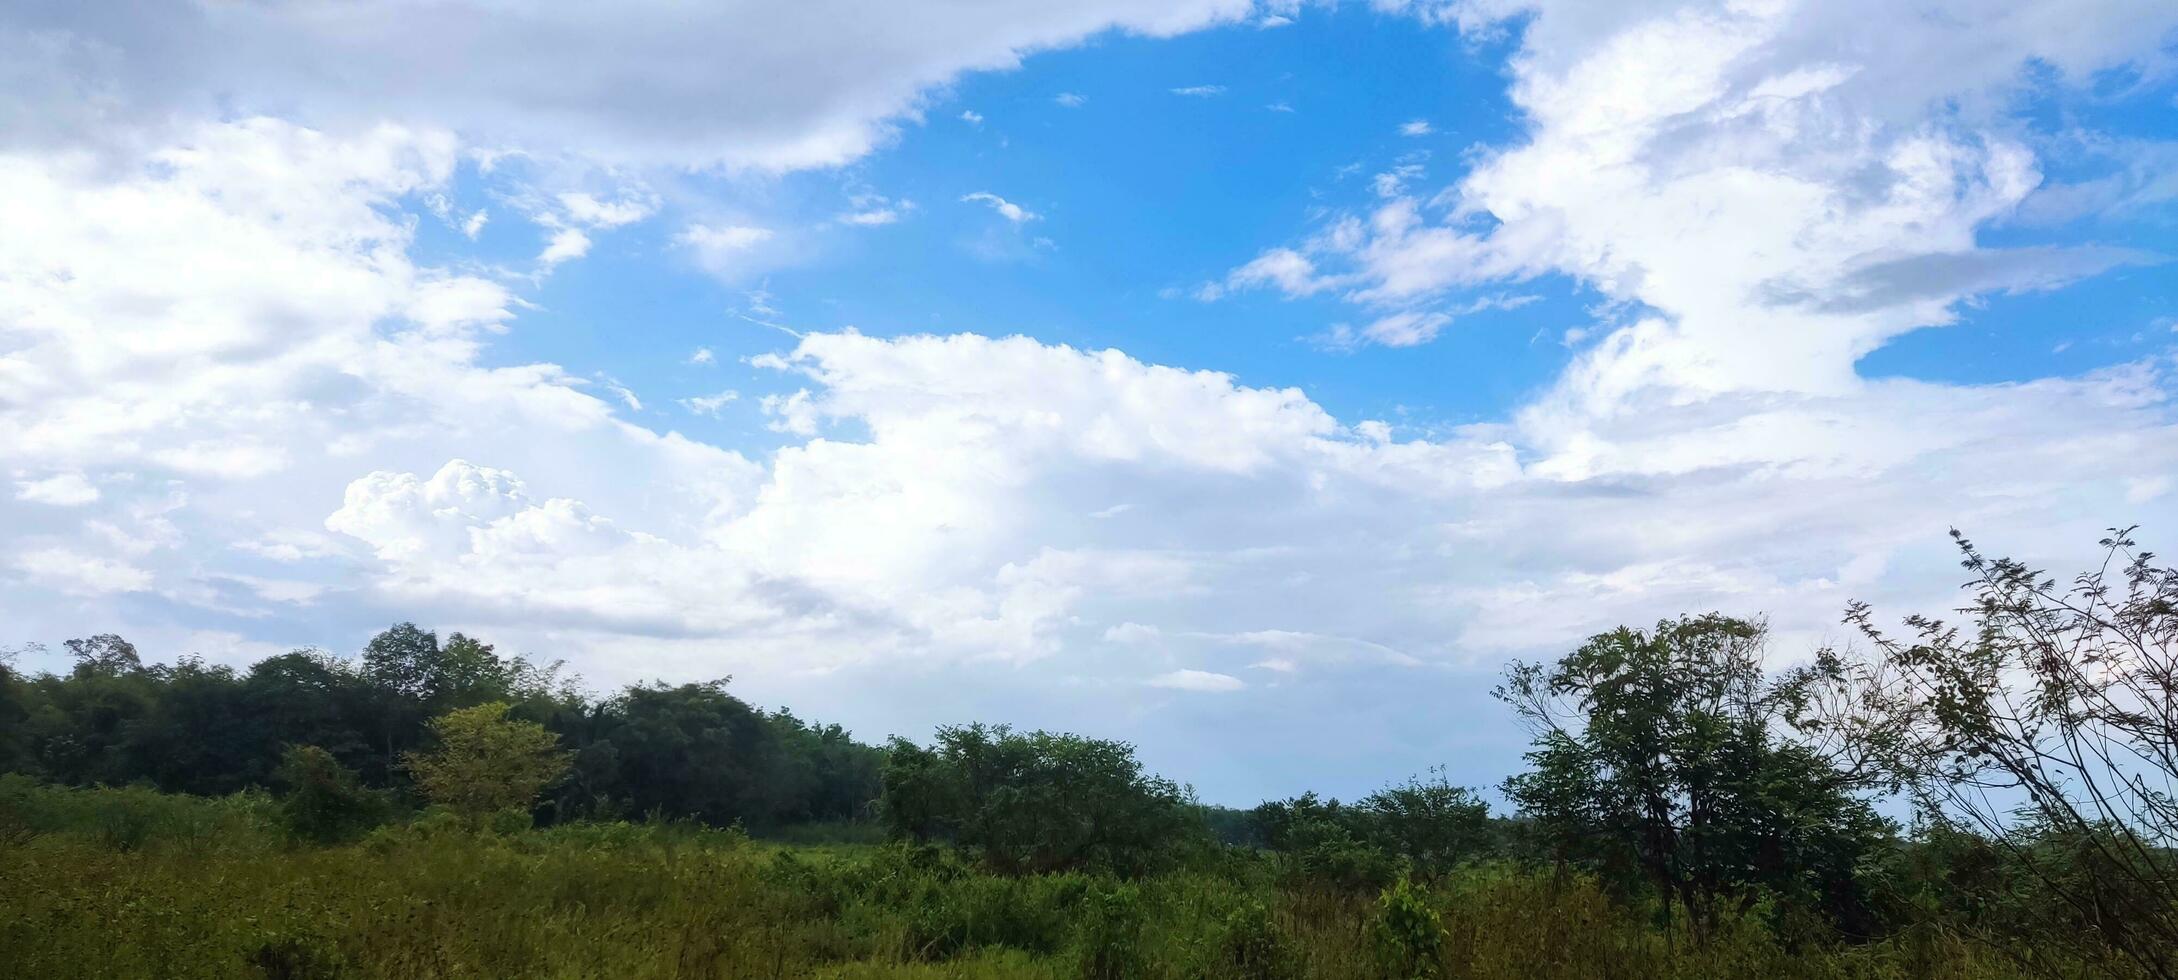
1498 614 1891 942
65 634 141 677
882 723 1200 876
360 623 441 699
125 657 254 795
240 651 374 781
402 702 570 823
273 744 388 844
1254 776 1494 889
0 648 31 774
1816 528 2178 977
1359 769 1493 880
589 680 780 825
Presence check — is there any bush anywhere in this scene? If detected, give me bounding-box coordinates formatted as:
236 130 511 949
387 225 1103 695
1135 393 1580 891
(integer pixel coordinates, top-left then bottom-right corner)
272 746 388 845
0 775 279 852
1071 883 1144 980
1211 898 1295 980
881 724 1202 876
1371 878 1444 979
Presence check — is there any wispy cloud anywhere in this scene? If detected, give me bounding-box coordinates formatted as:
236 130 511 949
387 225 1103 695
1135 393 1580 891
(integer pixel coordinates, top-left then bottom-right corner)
678 390 740 417
961 191 1039 223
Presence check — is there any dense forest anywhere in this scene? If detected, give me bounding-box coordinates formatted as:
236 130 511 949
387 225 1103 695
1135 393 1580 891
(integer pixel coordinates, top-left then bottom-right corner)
4 527 2176 979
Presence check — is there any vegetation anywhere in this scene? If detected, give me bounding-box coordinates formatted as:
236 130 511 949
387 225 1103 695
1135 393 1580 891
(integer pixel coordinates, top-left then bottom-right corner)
2 527 2175 978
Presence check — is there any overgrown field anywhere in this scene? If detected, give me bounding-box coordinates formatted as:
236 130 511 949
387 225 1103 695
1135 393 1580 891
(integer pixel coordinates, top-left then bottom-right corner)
2 783 2025 980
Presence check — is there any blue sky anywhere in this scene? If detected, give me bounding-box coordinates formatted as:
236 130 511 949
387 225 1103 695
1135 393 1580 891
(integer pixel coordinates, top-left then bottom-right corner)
3 0 2176 805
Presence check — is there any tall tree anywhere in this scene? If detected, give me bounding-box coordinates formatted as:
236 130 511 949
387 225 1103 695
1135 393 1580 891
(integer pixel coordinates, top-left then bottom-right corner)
1498 615 1890 942
403 702 570 823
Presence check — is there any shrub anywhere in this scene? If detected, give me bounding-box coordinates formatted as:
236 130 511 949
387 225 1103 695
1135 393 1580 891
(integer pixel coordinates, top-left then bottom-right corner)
881 724 1201 876
1371 877 1444 979
1072 883 1145 980
272 745 388 845
1211 898 1295 980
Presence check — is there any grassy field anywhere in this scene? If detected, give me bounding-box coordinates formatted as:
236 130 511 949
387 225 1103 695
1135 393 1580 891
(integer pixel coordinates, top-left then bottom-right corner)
0 782 2034 980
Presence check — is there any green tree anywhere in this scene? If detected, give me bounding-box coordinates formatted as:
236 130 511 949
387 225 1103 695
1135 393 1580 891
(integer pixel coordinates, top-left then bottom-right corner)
590 680 780 825
274 744 388 844
1359 769 1493 881
402 702 569 823
1498 615 1890 942
65 634 141 677
881 723 1200 876
1818 528 2178 977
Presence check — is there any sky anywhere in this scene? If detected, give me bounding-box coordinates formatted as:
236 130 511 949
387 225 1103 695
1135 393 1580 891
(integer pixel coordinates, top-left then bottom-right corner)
2 0 2176 806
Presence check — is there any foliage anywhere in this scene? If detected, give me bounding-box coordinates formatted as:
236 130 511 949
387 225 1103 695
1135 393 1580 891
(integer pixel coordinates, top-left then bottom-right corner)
402 702 571 823
1372 877 1446 979
882 723 1201 876
1253 773 1495 890
272 744 389 845
7 525 2178 978
0 623 880 833
0 808 2051 980
1497 615 1893 942
1813 527 2178 978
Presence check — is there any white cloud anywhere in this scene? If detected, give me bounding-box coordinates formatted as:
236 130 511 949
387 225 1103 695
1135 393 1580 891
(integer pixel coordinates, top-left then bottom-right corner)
14 548 153 596
688 347 716 365
1055 92 1089 107
1278 0 2178 403
1222 247 1335 297
15 472 99 506
601 378 643 412
1398 119 1432 136
558 192 655 228
1360 311 1453 347
840 195 915 226
961 191 1040 223
679 390 740 417
1148 668 1245 692
1172 85 1227 97
0 117 760 632
538 227 591 267
461 210 489 239
4 1 1265 171
960 110 985 125
677 223 775 275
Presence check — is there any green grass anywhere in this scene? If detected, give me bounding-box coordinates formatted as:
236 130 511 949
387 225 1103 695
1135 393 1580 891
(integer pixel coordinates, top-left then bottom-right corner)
0 782 2041 979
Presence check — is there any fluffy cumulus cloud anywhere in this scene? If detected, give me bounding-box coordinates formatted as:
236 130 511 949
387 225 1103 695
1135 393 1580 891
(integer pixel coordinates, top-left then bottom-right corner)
0 116 758 653
0 0 1267 170
4 0 2177 802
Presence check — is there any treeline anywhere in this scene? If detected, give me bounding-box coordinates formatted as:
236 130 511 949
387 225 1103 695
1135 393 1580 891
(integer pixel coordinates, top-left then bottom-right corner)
6 527 2178 977
0 624 882 830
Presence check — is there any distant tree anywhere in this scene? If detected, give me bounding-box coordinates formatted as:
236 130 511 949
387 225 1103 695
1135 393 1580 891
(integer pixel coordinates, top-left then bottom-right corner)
274 744 388 844
1252 781 1489 891
881 723 1200 876
65 634 141 678
1254 793 1389 890
1359 769 1493 881
1498 615 1891 943
28 638 159 785
360 623 441 699
591 680 779 825
126 656 253 795
403 702 569 823
241 650 373 781
0 647 31 774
